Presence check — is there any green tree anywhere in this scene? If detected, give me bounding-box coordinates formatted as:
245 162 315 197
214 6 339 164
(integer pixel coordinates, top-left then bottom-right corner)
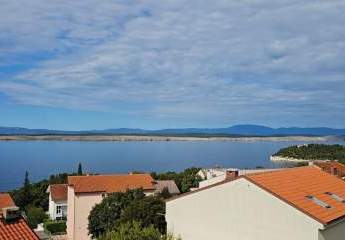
120 196 166 234
26 206 48 229
78 162 83 175
151 167 201 193
88 189 146 238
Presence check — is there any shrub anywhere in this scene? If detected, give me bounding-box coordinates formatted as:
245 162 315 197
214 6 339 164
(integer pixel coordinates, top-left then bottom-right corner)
44 220 67 234
26 207 48 229
99 221 161 240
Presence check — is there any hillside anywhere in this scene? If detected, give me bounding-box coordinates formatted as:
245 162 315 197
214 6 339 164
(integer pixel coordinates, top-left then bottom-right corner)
273 144 345 163
1 125 345 136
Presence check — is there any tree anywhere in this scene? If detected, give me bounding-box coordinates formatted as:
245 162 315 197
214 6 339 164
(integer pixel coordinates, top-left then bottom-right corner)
120 196 166 234
26 206 48 229
151 167 201 193
99 221 161 240
88 189 146 238
78 162 83 176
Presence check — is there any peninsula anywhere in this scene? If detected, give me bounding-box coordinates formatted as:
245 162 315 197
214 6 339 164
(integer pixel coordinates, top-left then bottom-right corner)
271 144 345 163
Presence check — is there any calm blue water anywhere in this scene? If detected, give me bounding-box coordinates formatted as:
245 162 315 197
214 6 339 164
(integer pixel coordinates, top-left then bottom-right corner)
0 140 343 191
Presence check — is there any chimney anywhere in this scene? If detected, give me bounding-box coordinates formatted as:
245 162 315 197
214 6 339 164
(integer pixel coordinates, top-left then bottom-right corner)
225 170 239 180
331 167 338 176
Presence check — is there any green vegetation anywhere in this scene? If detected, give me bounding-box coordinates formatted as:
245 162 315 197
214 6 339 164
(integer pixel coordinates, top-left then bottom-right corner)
44 220 67 234
26 206 48 229
151 167 202 193
274 144 345 163
11 172 70 211
88 189 166 239
99 221 181 240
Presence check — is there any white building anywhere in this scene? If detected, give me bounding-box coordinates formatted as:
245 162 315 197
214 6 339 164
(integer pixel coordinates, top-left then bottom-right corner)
166 166 345 240
197 167 282 188
66 174 156 240
47 184 68 220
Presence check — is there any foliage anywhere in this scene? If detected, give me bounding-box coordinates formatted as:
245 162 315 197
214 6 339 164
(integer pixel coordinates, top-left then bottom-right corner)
78 162 83 175
151 167 202 193
99 222 181 240
88 189 166 238
44 220 67 234
274 144 345 164
158 187 172 199
99 221 161 240
10 168 79 211
26 206 48 229
88 189 145 238
120 196 166 234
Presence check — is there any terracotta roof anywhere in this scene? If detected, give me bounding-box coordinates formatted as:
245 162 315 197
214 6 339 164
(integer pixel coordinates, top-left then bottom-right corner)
0 194 39 240
245 166 345 225
0 194 15 216
154 180 180 195
68 174 155 194
0 218 39 240
313 161 345 178
49 184 68 201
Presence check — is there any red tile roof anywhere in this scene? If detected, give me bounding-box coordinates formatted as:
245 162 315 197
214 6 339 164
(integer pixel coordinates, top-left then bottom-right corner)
0 194 15 216
49 184 68 201
245 166 345 225
68 174 155 194
0 218 39 240
313 161 345 178
0 194 39 240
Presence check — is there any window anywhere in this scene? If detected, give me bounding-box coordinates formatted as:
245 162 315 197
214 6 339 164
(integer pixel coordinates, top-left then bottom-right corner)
325 192 345 203
56 205 62 215
306 195 332 209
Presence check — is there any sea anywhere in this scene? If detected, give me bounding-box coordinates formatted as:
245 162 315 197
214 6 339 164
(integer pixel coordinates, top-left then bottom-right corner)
0 140 343 191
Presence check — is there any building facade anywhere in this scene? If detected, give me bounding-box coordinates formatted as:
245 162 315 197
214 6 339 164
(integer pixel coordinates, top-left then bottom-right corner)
66 174 155 240
47 184 68 220
166 167 345 240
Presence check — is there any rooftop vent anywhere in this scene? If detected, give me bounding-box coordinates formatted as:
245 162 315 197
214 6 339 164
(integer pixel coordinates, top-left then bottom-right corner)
2 206 20 220
325 192 345 203
306 195 332 209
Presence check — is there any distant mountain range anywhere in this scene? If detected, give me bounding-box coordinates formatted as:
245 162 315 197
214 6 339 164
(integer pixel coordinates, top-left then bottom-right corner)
1 125 345 136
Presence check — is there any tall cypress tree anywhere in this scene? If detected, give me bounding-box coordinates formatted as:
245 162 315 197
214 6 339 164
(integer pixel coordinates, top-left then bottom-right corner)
78 162 83 176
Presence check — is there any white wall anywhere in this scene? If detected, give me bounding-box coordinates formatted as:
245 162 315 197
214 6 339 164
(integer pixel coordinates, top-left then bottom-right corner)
167 178 324 240
48 194 67 220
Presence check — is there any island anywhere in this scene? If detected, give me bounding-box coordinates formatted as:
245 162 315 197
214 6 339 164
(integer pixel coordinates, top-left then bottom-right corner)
271 144 345 164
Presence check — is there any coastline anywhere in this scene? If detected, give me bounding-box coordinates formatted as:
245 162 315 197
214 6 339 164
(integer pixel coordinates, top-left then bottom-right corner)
0 135 341 142
270 155 311 162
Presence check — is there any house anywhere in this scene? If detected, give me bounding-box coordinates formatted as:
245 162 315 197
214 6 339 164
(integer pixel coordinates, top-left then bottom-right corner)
197 167 282 188
154 180 180 196
66 174 155 240
0 193 39 240
312 161 345 179
47 184 68 220
166 166 345 240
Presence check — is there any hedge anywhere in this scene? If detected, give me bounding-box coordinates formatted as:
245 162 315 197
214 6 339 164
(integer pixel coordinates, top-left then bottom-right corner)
44 220 67 234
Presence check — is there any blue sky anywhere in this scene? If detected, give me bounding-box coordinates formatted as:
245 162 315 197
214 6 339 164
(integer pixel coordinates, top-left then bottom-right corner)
0 0 345 130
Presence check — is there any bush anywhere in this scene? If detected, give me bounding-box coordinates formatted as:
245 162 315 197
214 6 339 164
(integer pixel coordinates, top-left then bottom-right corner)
99 221 161 240
26 207 48 229
44 220 67 234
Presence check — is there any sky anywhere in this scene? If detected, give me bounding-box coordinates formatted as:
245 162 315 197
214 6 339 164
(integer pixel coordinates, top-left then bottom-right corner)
0 0 345 130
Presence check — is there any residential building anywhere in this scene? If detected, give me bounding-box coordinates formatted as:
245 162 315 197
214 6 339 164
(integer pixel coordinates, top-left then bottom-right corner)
47 184 68 220
154 180 180 196
0 193 39 240
166 166 345 240
66 174 155 240
197 167 282 188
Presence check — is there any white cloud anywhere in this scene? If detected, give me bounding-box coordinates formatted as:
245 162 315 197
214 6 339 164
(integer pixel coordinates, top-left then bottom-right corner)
0 0 344 126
